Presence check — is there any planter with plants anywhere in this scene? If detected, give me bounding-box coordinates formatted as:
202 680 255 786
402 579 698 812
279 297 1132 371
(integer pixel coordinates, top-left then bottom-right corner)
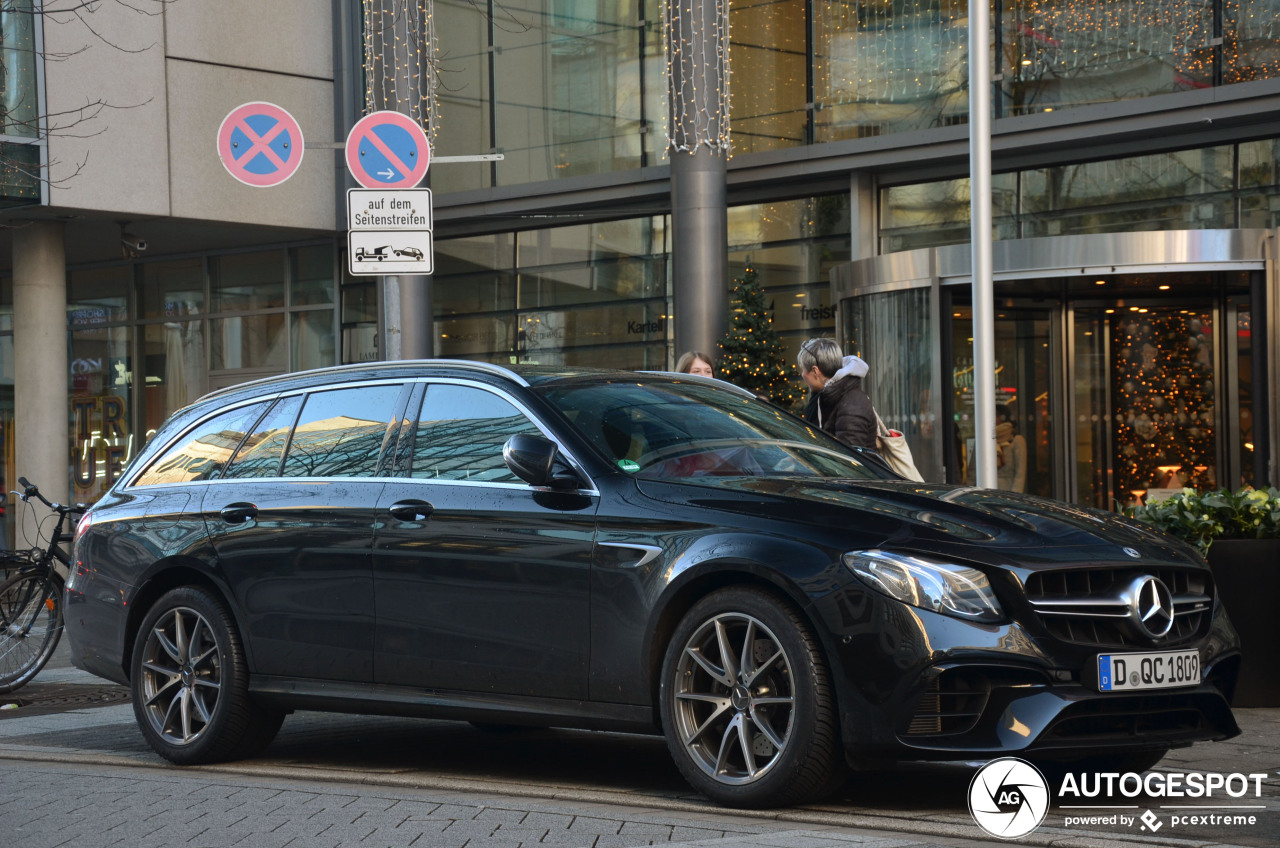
1126 487 1280 707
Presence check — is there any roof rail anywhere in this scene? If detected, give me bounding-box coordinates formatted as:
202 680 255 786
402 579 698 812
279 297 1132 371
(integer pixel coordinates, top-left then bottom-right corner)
192 359 529 405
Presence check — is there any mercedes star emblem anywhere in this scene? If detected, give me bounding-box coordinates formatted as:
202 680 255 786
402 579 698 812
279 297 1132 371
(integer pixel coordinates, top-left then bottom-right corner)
1127 575 1175 638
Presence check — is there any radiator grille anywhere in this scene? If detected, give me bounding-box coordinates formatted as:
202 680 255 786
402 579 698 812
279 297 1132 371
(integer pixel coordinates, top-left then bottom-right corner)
1026 567 1211 647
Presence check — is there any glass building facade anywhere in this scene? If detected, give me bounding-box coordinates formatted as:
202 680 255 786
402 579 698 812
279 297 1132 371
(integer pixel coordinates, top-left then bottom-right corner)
3 0 1280 544
429 1 1280 187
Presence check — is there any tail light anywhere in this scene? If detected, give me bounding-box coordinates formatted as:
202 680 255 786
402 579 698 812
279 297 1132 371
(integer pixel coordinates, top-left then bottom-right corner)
75 509 94 543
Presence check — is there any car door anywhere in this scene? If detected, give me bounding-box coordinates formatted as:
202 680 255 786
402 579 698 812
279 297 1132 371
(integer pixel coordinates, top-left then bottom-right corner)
201 382 407 682
373 380 598 700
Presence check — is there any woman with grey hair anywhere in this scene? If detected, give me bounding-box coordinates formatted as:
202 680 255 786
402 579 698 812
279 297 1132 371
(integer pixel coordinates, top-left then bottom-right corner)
797 337 876 449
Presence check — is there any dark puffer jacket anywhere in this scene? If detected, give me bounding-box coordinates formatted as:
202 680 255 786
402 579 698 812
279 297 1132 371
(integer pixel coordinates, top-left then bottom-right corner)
817 357 876 450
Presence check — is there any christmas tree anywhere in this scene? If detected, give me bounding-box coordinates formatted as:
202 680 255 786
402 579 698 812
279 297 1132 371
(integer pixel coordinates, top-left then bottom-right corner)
1112 310 1217 503
717 263 801 408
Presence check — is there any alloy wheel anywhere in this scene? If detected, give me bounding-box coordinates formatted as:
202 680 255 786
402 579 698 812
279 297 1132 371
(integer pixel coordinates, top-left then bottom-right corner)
137 606 223 746
670 612 795 785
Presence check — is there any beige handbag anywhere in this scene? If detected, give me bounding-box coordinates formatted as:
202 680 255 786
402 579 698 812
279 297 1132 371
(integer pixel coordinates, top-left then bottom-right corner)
875 412 924 482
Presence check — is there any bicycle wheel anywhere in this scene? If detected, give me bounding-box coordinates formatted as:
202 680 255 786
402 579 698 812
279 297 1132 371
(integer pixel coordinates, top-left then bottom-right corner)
0 569 64 693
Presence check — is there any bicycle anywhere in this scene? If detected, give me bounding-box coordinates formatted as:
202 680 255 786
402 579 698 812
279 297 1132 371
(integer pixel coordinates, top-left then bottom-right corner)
0 478 87 693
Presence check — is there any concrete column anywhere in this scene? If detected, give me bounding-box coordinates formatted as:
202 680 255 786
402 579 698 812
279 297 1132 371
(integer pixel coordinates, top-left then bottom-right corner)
12 220 69 538
667 0 730 359
671 151 728 356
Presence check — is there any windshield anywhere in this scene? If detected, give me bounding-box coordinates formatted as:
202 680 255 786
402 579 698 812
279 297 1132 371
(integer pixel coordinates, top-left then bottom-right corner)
536 379 885 480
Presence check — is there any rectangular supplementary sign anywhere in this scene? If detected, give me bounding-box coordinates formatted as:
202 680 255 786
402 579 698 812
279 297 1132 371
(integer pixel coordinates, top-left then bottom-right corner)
347 188 432 231
348 230 434 276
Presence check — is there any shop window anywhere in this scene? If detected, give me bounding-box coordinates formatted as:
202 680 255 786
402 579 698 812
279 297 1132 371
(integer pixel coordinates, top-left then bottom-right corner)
434 217 668 368
210 314 287 371
142 259 204 320
879 174 1019 252
211 251 284 311
292 311 336 372
290 245 336 306
69 266 136 502
1022 146 1235 236
280 385 401 478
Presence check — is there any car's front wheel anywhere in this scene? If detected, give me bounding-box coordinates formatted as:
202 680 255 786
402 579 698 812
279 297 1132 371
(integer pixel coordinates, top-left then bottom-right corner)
659 586 845 807
131 586 283 764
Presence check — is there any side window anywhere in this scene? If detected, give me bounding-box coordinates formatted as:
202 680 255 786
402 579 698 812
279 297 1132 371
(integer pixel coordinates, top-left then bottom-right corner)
223 395 304 479
408 384 541 483
281 385 402 478
133 401 271 487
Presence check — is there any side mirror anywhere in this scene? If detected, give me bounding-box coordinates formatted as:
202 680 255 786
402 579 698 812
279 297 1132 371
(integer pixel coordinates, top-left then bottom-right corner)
503 433 581 489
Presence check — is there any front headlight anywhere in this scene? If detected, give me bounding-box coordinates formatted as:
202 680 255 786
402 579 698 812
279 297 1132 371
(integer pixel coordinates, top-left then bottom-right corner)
842 550 1003 623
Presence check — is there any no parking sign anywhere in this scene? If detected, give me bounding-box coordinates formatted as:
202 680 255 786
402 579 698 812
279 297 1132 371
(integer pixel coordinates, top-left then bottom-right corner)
345 111 431 189
217 102 305 187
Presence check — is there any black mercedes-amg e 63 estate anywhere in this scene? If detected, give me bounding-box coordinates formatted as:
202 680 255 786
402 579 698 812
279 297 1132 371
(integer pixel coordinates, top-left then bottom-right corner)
67 361 1240 808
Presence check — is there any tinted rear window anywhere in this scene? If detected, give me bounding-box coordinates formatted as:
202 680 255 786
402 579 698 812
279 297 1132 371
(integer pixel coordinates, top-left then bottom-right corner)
281 384 402 478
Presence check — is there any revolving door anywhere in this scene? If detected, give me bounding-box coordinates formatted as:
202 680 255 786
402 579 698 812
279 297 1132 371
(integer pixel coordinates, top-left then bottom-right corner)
832 231 1274 506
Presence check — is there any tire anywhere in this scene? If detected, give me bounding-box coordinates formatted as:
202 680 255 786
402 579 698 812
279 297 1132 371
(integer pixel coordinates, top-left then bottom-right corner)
131 586 283 764
0 570 63 694
659 586 845 807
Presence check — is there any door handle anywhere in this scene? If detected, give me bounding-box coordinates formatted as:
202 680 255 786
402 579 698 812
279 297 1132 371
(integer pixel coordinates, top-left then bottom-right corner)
389 499 434 521
219 502 258 524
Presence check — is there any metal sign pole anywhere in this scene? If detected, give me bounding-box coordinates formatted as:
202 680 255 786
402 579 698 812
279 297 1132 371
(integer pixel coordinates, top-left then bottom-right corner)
970 0 997 489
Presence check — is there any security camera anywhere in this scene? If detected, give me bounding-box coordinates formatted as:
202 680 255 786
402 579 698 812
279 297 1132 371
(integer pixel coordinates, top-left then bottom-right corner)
121 233 147 252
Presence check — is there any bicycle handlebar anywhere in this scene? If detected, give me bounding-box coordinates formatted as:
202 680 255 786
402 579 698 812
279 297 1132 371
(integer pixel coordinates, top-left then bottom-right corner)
13 477 87 516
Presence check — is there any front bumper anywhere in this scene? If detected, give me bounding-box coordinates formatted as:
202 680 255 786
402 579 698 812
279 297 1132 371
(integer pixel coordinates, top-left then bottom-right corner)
808 582 1241 765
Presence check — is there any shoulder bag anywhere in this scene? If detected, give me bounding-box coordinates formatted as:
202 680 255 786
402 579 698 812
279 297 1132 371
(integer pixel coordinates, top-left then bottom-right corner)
874 411 924 482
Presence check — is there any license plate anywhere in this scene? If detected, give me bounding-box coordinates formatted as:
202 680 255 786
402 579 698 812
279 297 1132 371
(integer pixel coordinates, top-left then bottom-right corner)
1097 650 1200 692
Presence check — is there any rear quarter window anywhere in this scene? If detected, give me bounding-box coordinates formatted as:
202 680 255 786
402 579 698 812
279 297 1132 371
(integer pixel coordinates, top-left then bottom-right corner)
133 401 271 487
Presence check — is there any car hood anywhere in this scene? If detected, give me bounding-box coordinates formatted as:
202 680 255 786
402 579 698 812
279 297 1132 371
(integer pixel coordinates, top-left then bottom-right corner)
634 476 1201 570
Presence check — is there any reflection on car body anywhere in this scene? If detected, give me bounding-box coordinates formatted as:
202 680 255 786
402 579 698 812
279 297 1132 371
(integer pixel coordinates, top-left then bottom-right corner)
66 361 1241 808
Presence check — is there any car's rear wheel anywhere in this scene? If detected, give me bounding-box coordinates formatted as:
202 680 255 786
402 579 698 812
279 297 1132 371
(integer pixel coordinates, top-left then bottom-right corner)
659 586 845 807
131 586 283 764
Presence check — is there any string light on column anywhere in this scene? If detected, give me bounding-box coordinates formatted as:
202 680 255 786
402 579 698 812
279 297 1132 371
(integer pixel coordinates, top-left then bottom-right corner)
362 0 439 140
662 0 731 154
